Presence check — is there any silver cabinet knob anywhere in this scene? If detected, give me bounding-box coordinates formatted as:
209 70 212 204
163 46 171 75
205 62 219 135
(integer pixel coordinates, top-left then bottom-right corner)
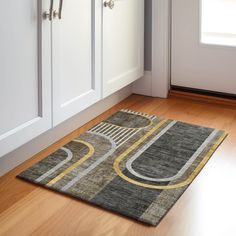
104 0 115 9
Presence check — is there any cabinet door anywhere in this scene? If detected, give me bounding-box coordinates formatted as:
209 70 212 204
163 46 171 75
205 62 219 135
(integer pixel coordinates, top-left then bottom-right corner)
0 0 52 157
103 0 144 98
52 0 102 126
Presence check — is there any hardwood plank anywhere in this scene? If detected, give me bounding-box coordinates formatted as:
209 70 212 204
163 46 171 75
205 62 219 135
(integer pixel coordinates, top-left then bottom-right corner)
170 90 236 107
0 94 236 236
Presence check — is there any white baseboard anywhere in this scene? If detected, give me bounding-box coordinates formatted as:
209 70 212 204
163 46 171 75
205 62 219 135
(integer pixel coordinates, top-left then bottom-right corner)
132 71 152 96
0 85 132 177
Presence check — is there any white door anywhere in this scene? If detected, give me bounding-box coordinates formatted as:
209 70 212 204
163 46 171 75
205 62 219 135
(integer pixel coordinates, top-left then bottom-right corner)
171 0 236 94
103 0 144 98
52 0 102 126
0 0 52 157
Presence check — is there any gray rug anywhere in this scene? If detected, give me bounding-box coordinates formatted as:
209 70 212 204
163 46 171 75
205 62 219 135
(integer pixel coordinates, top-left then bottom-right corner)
18 109 227 226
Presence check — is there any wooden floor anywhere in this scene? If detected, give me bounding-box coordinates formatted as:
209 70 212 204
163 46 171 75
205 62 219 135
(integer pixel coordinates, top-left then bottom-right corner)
1 94 236 236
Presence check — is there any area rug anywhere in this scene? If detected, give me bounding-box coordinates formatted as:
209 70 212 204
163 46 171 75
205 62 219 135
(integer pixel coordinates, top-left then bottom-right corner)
18 109 227 226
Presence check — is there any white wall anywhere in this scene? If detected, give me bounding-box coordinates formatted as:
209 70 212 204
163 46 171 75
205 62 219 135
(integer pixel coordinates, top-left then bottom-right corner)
133 0 170 98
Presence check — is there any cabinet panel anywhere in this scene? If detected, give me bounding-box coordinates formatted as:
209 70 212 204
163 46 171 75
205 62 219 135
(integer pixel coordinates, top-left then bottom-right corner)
103 0 144 97
52 0 102 126
0 1 52 157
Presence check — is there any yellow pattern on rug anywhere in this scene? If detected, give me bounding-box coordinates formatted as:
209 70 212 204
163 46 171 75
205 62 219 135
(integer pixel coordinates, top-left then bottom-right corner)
113 127 227 189
46 140 94 187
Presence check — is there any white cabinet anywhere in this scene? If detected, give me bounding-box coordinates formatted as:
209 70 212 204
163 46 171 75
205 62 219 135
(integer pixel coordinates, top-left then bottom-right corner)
103 0 144 97
52 0 102 125
0 1 52 157
0 0 144 157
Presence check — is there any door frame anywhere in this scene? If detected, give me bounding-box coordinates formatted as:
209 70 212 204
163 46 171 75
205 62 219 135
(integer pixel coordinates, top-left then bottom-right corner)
151 0 171 98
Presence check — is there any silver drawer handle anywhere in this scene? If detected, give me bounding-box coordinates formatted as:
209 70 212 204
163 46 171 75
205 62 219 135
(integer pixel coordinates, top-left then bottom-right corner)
43 0 54 21
54 0 64 19
104 0 115 9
